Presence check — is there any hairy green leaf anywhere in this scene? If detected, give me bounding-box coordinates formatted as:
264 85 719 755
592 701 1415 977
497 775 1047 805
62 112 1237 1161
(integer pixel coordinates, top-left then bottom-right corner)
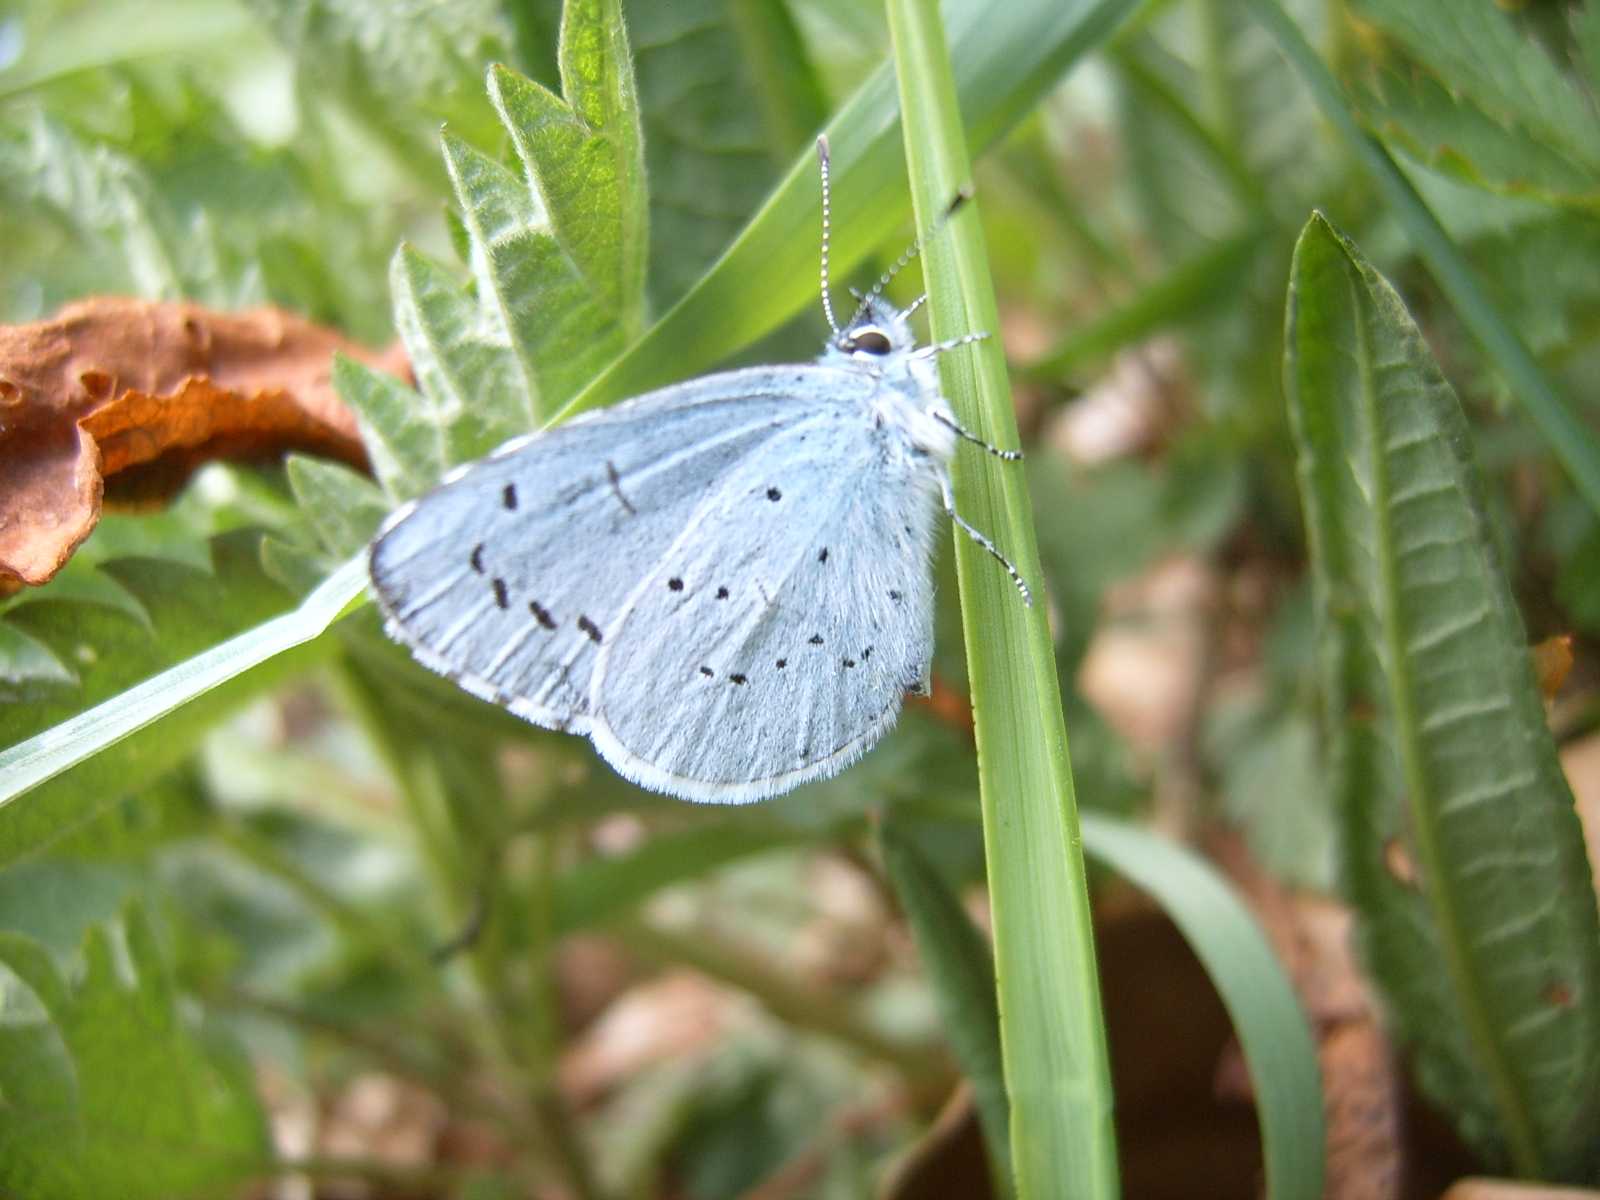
1285 213 1600 1178
284 454 389 558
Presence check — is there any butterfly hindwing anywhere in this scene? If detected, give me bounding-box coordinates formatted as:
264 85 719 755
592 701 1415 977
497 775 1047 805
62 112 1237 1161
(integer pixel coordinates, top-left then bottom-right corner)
369 366 878 731
588 393 944 803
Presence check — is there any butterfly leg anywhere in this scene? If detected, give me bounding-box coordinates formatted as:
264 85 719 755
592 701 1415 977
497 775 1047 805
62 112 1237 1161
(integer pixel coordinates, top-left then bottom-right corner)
932 409 1024 461
940 477 1033 606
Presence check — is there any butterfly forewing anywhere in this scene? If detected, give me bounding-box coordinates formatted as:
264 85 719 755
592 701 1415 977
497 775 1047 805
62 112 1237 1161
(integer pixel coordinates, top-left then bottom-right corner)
369 367 872 729
589 390 943 803
372 366 870 729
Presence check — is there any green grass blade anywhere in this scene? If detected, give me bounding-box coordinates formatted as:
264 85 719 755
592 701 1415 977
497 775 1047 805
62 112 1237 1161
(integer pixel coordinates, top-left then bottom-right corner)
0 556 367 812
1080 815 1326 1200
886 1 1116 1196
1285 213 1600 1178
1245 0 1600 519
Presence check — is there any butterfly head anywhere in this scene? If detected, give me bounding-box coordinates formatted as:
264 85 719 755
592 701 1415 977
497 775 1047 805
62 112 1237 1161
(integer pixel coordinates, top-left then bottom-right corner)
828 294 917 363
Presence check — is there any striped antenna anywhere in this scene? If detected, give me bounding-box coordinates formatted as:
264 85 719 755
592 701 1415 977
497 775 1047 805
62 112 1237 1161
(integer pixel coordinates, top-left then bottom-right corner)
816 136 841 338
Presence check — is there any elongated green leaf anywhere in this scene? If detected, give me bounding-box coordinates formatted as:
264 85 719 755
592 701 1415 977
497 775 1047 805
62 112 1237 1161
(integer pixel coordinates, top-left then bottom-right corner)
887 1 1119 1196
0 906 267 1200
1080 815 1325 1200
1285 213 1600 1178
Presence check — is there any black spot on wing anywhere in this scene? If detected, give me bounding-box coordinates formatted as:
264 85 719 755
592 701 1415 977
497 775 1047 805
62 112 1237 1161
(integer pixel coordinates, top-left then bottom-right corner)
470 544 485 574
529 601 557 630
502 483 518 511
577 615 603 643
492 578 509 609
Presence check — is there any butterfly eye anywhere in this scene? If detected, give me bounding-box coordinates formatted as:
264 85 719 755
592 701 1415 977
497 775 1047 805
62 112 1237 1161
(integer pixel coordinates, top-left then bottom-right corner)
846 327 893 355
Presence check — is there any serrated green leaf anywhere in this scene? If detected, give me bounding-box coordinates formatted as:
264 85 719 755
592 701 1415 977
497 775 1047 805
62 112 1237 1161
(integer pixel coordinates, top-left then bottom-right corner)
389 242 535 463
0 906 267 1200
1285 212 1600 1178
504 0 647 328
1351 1 1600 178
331 355 439 502
284 454 390 559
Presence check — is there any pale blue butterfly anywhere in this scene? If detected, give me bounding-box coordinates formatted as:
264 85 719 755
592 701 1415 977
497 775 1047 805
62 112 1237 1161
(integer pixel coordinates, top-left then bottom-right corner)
369 137 1028 803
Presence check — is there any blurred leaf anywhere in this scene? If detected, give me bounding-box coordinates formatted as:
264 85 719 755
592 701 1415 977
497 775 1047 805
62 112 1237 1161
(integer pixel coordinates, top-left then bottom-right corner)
1285 212 1600 1177
1206 704 1333 891
0 905 267 1200
553 821 803 933
879 817 1010 1187
1080 814 1326 1200
629 0 827 308
243 0 512 163
1362 67 1600 210
1247 0 1600 519
1350 1 1600 183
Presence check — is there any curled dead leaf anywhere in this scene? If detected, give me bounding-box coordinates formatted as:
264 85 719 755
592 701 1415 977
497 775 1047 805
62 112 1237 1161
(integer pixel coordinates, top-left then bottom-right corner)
0 296 404 588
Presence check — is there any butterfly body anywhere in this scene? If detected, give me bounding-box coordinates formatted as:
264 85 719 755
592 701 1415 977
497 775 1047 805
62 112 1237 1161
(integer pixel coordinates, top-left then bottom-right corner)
369 295 962 803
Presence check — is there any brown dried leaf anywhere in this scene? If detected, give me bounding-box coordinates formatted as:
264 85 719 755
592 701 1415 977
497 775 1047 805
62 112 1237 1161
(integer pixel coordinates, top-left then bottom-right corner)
0 296 403 587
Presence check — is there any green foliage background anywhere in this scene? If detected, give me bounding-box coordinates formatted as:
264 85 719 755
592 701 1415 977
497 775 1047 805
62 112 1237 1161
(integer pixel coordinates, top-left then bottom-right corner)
2 0 1599 1196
